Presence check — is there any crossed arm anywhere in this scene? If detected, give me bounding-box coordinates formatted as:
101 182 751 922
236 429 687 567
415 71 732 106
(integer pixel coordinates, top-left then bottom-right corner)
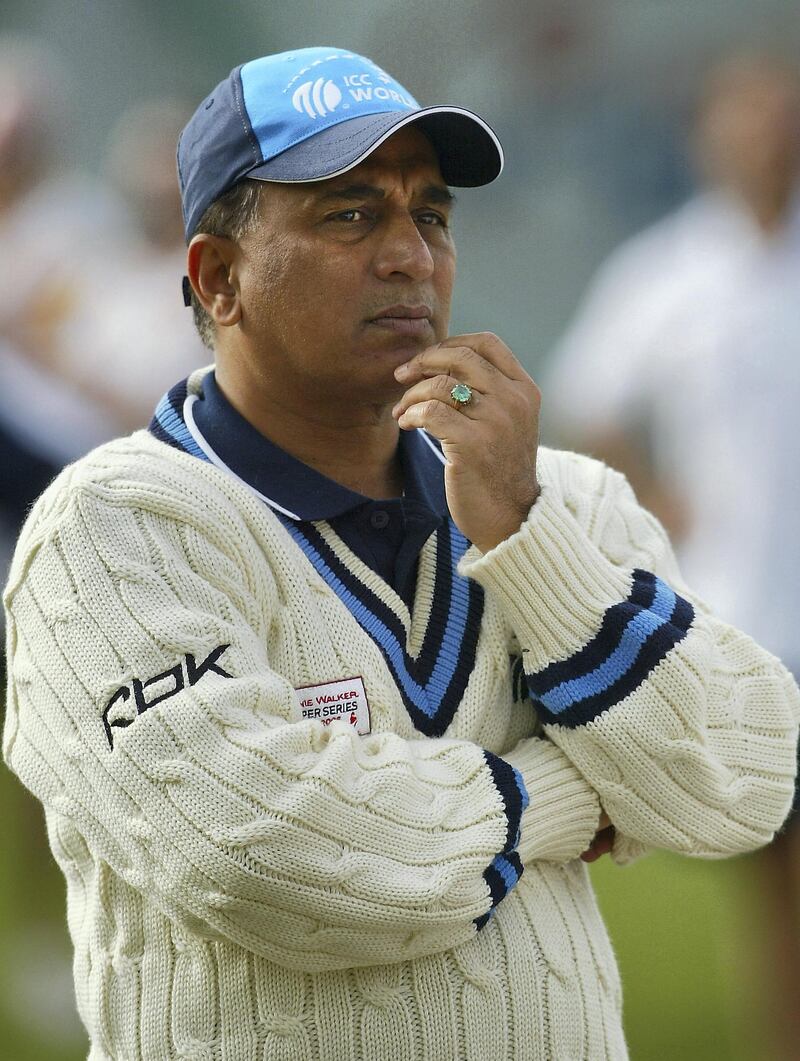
395 331 800 863
3 390 799 973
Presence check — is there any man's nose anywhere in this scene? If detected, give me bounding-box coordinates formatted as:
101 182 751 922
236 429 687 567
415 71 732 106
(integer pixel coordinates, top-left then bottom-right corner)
372 213 435 282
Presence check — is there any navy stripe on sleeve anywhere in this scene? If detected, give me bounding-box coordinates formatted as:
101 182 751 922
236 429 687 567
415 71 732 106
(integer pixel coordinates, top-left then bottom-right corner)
474 751 529 930
483 749 528 851
526 569 694 729
475 851 524 930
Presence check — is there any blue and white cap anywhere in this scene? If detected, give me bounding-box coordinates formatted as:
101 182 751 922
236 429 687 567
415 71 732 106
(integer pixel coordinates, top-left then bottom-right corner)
178 46 504 241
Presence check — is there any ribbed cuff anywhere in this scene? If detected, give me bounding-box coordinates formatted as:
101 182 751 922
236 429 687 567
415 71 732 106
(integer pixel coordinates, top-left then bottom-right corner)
504 739 601 864
458 484 632 675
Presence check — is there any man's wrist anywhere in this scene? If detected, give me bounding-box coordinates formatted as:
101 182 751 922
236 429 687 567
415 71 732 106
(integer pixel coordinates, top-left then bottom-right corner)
504 739 601 864
471 485 541 554
458 483 631 674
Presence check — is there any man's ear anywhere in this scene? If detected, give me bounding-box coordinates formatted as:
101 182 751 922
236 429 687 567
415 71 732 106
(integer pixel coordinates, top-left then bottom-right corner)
186 234 242 328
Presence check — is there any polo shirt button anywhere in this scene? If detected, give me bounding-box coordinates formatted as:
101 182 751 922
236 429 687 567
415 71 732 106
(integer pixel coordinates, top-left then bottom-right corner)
370 510 390 529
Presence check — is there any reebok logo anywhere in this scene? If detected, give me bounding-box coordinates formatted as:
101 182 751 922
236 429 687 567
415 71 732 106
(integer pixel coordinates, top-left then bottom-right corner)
292 78 343 119
102 644 232 749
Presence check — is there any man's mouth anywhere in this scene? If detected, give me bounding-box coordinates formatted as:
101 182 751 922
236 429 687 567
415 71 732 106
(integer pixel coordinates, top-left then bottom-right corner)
368 304 433 336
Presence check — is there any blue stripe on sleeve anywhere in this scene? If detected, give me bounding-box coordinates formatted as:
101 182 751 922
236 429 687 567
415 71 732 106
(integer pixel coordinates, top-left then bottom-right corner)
483 750 529 851
540 589 676 713
526 570 694 729
474 850 524 931
493 852 522 891
473 752 528 930
527 571 657 697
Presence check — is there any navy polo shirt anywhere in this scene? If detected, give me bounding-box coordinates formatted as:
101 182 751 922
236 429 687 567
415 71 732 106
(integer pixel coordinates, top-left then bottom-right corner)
192 373 449 608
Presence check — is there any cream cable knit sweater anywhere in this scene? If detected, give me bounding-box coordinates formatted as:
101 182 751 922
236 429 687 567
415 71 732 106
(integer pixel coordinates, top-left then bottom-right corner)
3 431 798 1060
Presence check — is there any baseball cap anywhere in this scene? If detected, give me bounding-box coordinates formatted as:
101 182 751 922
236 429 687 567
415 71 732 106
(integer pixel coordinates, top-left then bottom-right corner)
177 46 504 241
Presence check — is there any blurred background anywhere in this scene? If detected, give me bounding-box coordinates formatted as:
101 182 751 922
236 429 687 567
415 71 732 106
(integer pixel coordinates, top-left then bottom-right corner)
2 1 799 1058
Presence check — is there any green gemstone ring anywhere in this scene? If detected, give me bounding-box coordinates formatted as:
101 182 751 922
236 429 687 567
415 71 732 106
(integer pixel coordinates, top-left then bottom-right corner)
450 382 473 406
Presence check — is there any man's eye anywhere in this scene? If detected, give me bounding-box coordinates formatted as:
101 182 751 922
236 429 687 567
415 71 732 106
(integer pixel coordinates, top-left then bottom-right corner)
331 209 369 222
417 211 447 227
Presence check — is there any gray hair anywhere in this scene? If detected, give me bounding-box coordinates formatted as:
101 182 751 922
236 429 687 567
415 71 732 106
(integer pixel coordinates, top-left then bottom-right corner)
188 179 263 348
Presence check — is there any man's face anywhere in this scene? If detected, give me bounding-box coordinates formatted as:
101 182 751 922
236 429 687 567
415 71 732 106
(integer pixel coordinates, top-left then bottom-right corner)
227 126 456 407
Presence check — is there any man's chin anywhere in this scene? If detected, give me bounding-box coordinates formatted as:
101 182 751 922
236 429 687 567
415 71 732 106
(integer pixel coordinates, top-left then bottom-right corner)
341 361 413 416
361 333 438 372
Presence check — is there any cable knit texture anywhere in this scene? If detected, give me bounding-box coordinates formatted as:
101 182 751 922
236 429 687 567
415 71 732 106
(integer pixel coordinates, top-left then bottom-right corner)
4 431 798 1060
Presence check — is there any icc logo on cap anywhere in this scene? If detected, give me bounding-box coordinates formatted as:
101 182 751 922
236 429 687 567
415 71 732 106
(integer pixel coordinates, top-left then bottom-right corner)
292 78 343 119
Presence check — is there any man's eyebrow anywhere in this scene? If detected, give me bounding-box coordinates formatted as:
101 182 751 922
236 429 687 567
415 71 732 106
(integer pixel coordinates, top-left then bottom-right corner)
318 183 385 202
316 183 456 205
423 185 457 206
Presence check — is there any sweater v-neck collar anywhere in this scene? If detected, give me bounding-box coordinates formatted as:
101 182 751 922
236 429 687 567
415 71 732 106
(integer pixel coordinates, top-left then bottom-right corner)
149 369 485 737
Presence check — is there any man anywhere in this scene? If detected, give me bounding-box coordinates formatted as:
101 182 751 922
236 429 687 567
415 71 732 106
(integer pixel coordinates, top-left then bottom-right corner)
3 47 798 1061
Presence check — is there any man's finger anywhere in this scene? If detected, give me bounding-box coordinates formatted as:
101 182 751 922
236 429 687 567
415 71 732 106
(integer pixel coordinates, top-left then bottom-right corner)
438 331 532 382
396 344 502 392
396 398 472 440
392 375 484 421
580 825 616 863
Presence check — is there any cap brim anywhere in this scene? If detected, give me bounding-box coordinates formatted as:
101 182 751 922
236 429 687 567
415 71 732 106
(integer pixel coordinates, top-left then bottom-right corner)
247 106 503 187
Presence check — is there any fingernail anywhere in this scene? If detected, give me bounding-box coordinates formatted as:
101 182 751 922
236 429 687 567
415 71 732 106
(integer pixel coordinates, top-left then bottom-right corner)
394 363 409 379
391 403 400 417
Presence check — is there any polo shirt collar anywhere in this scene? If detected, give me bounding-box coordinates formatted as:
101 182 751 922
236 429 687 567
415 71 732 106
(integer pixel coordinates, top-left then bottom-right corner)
190 370 448 522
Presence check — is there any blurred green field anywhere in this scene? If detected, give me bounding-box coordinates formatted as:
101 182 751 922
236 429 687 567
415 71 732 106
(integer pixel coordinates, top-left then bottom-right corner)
0 756 780 1059
590 850 774 1061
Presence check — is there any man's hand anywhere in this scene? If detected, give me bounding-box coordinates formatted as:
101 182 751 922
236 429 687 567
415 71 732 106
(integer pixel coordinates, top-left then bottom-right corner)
393 332 541 552
580 812 616 863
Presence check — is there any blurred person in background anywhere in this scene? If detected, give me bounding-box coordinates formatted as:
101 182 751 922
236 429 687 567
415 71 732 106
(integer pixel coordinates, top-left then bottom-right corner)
0 38 126 579
0 56 205 589
0 43 203 1060
0 38 129 1056
55 98 207 431
546 50 800 1059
